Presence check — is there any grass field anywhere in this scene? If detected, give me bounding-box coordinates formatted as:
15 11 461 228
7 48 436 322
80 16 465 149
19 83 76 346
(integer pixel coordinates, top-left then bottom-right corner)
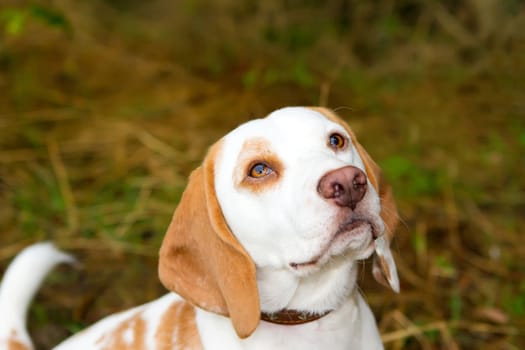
1 1 524 348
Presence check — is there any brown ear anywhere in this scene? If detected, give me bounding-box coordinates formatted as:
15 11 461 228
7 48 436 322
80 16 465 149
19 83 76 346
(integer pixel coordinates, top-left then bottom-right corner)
158 141 260 338
309 107 400 292
353 139 400 293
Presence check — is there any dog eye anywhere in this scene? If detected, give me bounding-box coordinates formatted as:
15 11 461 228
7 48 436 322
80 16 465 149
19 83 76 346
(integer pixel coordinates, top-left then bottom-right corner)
329 133 346 149
249 163 273 178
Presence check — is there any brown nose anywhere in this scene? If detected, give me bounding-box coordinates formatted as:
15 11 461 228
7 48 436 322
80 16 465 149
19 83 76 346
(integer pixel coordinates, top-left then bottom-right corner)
317 166 367 210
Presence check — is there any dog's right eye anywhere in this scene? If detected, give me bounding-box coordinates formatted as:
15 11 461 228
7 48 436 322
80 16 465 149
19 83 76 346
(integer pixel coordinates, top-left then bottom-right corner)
249 163 273 178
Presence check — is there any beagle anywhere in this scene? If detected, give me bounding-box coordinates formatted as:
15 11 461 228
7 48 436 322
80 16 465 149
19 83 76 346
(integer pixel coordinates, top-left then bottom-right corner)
0 107 399 350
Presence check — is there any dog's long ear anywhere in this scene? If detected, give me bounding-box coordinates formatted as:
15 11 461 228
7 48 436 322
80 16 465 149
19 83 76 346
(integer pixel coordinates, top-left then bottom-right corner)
309 107 400 292
353 139 400 293
158 141 260 338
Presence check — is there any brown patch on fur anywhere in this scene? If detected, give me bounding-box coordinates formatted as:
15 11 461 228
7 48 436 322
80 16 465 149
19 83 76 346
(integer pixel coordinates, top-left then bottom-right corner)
155 301 203 350
6 339 29 350
97 312 146 350
235 137 284 192
2 330 30 350
5 339 29 350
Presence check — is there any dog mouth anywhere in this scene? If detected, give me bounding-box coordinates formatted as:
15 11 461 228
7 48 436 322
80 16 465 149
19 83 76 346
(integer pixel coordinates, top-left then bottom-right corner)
290 218 379 270
336 218 379 239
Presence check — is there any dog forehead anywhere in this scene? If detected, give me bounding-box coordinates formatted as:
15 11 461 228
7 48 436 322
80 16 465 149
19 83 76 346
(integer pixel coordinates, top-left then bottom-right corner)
221 107 346 154
214 107 360 186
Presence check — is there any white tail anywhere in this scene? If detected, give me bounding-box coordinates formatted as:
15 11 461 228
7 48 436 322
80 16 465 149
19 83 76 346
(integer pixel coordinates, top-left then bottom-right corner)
0 242 75 350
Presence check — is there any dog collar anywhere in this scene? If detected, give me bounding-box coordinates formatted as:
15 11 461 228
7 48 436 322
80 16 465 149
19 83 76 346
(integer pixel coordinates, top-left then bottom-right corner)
260 309 332 325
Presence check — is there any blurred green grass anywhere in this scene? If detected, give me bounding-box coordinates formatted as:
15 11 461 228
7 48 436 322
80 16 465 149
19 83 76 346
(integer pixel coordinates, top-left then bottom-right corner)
0 0 524 349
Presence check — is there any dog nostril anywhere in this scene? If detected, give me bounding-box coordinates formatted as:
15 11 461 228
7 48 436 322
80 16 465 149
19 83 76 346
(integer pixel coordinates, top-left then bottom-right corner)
333 183 344 196
353 175 366 191
353 171 367 186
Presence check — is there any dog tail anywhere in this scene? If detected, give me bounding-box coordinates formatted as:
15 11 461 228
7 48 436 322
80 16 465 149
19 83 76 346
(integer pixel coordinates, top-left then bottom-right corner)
0 242 75 350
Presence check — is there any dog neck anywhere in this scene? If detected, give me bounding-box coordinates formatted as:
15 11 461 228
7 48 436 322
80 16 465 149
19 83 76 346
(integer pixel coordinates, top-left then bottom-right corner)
256 256 358 316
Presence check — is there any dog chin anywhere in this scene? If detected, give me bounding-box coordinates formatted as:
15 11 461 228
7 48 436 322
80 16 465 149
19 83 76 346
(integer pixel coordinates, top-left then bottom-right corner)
331 221 375 254
289 222 376 274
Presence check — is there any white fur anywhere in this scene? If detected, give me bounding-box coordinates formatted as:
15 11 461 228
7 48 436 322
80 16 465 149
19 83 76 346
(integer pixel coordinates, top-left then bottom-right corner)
215 107 382 314
197 288 383 350
0 107 388 349
211 107 385 348
0 242 75 350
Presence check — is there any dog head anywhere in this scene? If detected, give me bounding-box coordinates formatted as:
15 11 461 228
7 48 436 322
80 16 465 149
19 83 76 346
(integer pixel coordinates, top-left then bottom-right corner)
158 107 399 338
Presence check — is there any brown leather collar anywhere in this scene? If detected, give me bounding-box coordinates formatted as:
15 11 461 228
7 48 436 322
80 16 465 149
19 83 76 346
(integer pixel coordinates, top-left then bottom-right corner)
260 309 332 325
